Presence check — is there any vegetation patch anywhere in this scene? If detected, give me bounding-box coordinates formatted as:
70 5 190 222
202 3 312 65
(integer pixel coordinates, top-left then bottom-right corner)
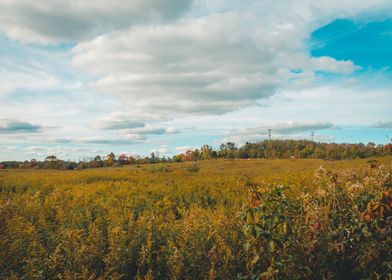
0 158 390 279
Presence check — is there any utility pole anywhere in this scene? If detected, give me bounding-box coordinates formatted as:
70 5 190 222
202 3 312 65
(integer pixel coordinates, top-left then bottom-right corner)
268 128 272 141
311 131 314 142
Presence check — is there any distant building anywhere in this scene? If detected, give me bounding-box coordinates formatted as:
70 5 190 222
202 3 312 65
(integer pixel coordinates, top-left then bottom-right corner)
0 163 5 169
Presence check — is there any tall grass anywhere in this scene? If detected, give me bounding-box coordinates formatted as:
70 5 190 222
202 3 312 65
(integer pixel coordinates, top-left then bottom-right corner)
0 158 391 279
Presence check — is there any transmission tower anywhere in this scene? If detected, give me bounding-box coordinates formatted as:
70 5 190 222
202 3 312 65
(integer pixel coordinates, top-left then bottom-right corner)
311 131 314 142
268 128 272 141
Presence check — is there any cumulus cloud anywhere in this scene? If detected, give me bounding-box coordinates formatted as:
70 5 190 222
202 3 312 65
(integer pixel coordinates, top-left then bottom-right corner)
0 69 62 95
150 145 169 155
80 135 146 145
91 112 179 144
198 0 392 22
261 85 392 125
51 138 73 143
0 0 391 160
92 112 147 130
239 121 333 135
372 121 392 128
310 57 360 74
121 126 179 135
0 119 42 134
23 145 103 160
270 121 335 134
166 127 179 134
224 121 334 143
175 146 194 153
72 12 358 118
0 0 194 43
0 36 83 97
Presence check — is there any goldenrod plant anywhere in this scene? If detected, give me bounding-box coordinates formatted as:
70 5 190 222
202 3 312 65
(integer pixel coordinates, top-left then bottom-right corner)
0 157 390 279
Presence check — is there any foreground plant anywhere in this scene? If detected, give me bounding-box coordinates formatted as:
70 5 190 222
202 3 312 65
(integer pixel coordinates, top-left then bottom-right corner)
241 165 391 279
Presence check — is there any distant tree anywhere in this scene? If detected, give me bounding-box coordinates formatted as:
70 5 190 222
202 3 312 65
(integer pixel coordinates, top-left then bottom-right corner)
173 155 184 162
65 161 77 170
105 153 115 166
173 139 391 162
150 152 157 163
192 149 200 161
200 145 213 160
314 147 326 159
94 155 102 161
45 155 57 162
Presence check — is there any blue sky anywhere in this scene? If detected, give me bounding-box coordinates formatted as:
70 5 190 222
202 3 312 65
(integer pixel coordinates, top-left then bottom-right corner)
0 1 391 161
311 19 392 70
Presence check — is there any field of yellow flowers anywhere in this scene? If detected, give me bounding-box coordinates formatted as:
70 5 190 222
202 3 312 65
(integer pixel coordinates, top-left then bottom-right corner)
0 157 391 279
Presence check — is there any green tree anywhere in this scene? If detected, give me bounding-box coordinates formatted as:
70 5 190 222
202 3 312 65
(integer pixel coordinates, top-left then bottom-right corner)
200 145 213 160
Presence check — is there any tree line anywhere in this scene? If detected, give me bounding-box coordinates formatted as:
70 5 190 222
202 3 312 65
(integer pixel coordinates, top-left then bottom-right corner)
0 152 170 170
1 140 391 170
174 140 392 161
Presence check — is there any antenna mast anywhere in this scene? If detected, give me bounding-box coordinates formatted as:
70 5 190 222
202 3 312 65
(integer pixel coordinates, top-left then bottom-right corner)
268 128 272 141
311 131 314 142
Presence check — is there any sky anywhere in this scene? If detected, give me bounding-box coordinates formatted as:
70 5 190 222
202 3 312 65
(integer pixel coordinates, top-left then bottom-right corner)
0 0 391 161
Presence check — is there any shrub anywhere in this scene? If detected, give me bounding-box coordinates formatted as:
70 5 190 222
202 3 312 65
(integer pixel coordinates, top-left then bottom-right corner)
241 165 392 279
186 163 200 172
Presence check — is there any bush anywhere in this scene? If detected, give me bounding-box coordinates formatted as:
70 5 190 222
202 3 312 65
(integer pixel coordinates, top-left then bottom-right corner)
241 166 392 279
186 163 200 172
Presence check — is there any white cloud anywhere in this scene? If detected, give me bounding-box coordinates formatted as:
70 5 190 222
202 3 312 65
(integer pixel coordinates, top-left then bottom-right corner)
121 126 179 135
0 0 194 43
166 127 179 134
223 120 334 144
0 0 391 159
310 57 360 74
150 145 169 155
175 146 194 153
263 85 392 125
0 36 84 98
79 135 146 145
0 69 61 95
270 121 335 134
51 138 73 143
92 112 147 130
372 121 392 128
0 146 17 152
2 0 389 45
73 12 359 119
0 119 42 134
197 0 392 23
24 145 91 158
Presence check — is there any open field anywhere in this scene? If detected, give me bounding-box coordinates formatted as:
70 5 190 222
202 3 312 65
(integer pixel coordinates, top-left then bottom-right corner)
1 157 391 279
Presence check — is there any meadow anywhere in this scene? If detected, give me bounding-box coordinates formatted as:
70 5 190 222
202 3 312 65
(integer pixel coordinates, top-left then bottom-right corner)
0 157 391 279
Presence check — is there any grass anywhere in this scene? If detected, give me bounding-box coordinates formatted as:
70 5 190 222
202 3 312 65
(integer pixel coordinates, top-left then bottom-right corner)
0 157 391 279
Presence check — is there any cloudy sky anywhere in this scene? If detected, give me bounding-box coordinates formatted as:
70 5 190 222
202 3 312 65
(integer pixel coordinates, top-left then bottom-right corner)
0 0 391 160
